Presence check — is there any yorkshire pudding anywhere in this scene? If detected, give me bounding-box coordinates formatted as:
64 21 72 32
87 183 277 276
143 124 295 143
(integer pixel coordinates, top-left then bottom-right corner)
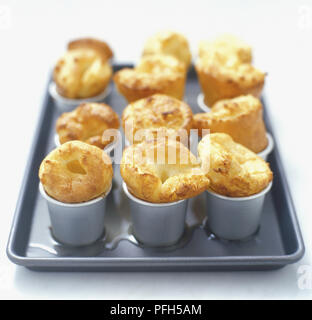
122 94 193 144
142 30 192 67
67 38 113 60
53 38 113 99
121 139 209 203
114 54 186 103
196 34 265 106
39 141 113 203
193 95 268 153
198 133 272 197
56 102 120 149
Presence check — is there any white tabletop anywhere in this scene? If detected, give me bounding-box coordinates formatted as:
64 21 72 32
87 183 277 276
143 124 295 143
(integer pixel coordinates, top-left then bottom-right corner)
0 0 312 299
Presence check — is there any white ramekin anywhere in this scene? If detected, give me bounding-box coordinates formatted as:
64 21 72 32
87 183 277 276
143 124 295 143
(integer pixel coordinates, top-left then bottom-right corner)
122 182 188 247
205 182 273 241
258 133 274 161
39 182 112 246
49 82 111 112
196 93 212 113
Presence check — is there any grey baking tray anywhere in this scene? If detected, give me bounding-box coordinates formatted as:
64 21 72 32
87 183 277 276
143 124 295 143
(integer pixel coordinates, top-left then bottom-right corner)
6 64 305 271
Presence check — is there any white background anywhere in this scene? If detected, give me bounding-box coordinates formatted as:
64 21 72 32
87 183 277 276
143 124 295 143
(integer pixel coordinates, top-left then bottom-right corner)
0 0 312 299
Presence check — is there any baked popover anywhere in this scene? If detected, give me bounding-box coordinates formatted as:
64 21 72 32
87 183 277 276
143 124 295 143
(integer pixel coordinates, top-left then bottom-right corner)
193 95 268 153
56 102 120 149
198 34 252 63
67 38 113 60
198 133 272 197
53 38 113 99
121 138 209 203
39 141 113 203
196 34 265 106
142 30 192 68
122 94 193 145
114 54 186 103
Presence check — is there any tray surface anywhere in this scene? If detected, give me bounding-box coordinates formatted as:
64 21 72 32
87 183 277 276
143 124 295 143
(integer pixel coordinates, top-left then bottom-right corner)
7 65 305 271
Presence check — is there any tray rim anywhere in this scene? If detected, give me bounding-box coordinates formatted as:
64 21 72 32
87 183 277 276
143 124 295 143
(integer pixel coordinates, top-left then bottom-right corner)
6 64 305 270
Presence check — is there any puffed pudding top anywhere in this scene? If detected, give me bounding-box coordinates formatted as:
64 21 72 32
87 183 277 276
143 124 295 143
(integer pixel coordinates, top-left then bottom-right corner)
193 95 268 153
135 54 185 78
121 139 209 203
67 38 113 60
142 30 192 67
198 133 272 197
39 141 113 203
196 34 265 88
122 94 193 144
53 38 113 99
198 34 252 63
114 54 186 102
56 102 120 149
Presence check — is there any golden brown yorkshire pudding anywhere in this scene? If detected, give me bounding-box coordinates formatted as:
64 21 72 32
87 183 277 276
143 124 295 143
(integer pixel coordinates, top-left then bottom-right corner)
193 95 268 153
56 102 120 149
39 141 113 203
196 34 265 106
198 34 252 63
198 133 272 197
67 38 113 61
142 30 192 67
114 54 186 103
121 139 209 203
122 94 193 145
53 38 113 99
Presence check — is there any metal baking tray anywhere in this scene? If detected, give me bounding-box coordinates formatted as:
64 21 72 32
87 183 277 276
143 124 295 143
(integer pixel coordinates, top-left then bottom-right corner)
6 64 305 271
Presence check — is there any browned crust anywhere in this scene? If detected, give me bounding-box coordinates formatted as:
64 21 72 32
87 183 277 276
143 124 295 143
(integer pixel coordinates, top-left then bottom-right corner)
198 133 273 197
68 37 113 61
39 141 113 203
142 30 192 67
121 94 193 144
193 95 268 153
114 68 185 103
56 102 120 149
53 51 112 99
120 139 209 203
196 64 265 106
